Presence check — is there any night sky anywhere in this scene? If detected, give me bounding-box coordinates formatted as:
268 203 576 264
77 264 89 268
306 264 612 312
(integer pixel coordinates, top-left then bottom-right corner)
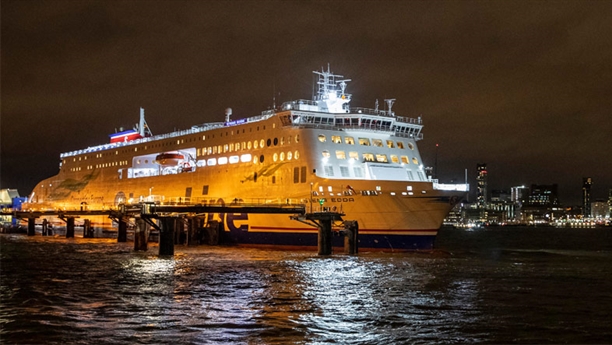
2 0 611 205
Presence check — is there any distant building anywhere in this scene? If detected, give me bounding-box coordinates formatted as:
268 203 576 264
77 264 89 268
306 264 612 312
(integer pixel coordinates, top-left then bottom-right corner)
582 177 592 217
608 188 612 218
523 184 563 224
476 163 488 209
511 185 529 204
591 200 608 219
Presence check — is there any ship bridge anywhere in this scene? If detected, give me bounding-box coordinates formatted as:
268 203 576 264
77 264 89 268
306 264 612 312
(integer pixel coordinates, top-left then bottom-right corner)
276 107 423 140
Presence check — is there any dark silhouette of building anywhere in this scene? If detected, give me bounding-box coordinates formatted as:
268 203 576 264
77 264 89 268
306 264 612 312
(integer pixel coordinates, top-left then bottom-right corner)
582 177 592 217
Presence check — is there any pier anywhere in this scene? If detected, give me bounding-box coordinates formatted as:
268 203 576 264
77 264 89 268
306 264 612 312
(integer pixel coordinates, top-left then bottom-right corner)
5 202 359 256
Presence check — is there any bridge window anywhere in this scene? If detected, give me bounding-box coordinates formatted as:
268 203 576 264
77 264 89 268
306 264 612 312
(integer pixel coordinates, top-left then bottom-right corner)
386 140 395 148
373 139 383 147
412 157 419 164
322 150 330 158
324 166 334 176
390 155 399 163
401 156 409 164
376 154 388 163
408 142 414 150
358 138 370 146
340 166 350 177
397 141 405 149
318 135 326 143
349 151 359 160
344 136 355 145
363 153 375 162
331 135 341 143
335 151 346 159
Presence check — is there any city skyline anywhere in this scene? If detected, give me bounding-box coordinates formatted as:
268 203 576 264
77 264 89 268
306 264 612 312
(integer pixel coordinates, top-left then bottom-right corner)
2 1 611 205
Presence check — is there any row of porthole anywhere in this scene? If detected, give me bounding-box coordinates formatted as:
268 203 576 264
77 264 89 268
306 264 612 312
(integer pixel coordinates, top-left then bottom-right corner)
198 150 301 167
198 135 301 157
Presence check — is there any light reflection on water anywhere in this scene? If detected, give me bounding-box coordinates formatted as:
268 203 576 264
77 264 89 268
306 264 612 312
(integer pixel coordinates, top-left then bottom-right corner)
2 228 612 344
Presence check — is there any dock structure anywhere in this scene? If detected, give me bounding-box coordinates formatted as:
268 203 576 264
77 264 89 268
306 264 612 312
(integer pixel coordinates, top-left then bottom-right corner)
5 202 359 256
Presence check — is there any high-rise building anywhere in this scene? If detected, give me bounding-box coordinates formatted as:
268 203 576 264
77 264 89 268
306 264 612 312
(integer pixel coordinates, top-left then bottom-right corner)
582 177 592 217
477 163 487 209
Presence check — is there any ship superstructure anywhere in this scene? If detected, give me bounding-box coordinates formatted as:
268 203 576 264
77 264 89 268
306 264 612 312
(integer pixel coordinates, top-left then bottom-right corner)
26 67 468 251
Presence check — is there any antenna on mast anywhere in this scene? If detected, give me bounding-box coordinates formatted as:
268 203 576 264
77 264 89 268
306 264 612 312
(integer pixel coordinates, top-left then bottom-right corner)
384 99 396 116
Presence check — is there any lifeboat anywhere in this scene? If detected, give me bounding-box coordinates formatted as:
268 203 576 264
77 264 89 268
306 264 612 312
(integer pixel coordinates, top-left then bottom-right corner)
154 152 184 167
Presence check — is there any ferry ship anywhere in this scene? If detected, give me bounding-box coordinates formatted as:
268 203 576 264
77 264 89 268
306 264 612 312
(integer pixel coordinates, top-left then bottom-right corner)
25 67 468 251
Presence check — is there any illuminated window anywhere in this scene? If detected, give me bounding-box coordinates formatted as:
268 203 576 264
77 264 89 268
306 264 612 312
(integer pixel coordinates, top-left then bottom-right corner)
287 151 292 160
397 141 405 149
376 154 388 163
372 139 383 147
349 151 359 160
229 156 239 164
401 156 409 164
218 157 228 165
294 150 300 160
254 140 259 149
224 144 229 153
207 158 217 166
280 152 285 161
273 153 278 162
391 155 399 163
240 154 252 162
295 134 300 143
358 138 371 146
344 136 355 145
280 137 284 145
318 135 326 143
336 151 346 159
322 150 330 158
331 135 342 143
248 141 252 149
229 143 234 152
363 153 375 162
412 157 419 164
408 142 414 150
260 139 265 148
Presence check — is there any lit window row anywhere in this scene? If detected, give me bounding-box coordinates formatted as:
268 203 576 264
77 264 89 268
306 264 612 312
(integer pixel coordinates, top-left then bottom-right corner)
196 135 300 157
95 160 129 169
318 135 414 150
322 150 419 164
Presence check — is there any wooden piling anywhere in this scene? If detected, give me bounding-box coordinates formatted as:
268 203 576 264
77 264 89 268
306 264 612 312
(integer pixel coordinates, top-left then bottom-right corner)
343 221 359 255
117 218 127 242
159 217 176 256
318 218 333 255
66 217 75 238
134 218 148 251
83 219 93 238
27 218 36 236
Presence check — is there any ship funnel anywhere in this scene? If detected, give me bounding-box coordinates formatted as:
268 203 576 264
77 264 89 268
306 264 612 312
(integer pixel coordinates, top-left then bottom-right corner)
139 108 145 136
225 108 232 123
